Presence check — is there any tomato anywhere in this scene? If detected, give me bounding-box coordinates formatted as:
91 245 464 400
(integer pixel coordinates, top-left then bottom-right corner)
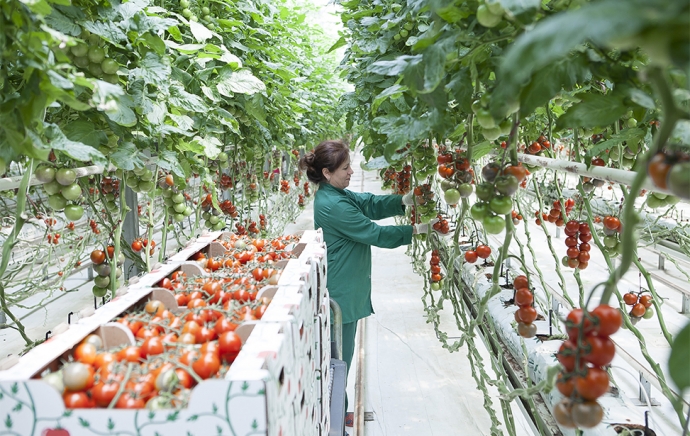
578 223 590 234
512 288 532 308
476 245 491 259
125 380 154 401
668 162 690 198
464 250 478 263
603 216 621 231
218 331 242 363
565 220 580 234
647 153 672 189
443 188 461 205
556 373 575 397
582 335 615 367
115 392 146 409
623 293 638 306
579 242 591 252
175 369 194 389
140 337 164 358
556 340 577 372
62 362 94 392
578 251 590 263
200 341 221 358
571 401 604 429
470 202 490 221
90 250 106 265
528 142 542 154
591 157 606 167
93 352 116 370
91 380 120 407
631 303 646 317
639 295 653 308
590 304 622 337
565 236 579 247
566 247 580 259
515 306 537 324
74 343 97 365
553 399 575 428
578 232 592 243
517 322 537 338
192 352 221 379
482 214 506 234
475 182 494 201
565 308 592 341
489 195 513 215
513 275 528 290
575 366 609 401
118 346 142 363
145 300 165 316
63 391 94 408
503 165 527 183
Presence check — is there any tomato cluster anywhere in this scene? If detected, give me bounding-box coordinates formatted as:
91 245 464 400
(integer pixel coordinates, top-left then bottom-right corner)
280 179 290 194
510 210 523 225
90 246 125 297
525 135 551 155
303 181 311 197
470 162 527 234
130 238 155 256
297 194 305 207
464 244 491 264
35 165 85 221
647 151 690 200
432 214 450 234
411 184 436 223
540 198 574 227
438 150 475 206
600 215 623 258
512 275 537 338
89 219 100 235
623 292 655 320
554 305 621 429
561 220 592 270
429 250 444 287
395 165 412 195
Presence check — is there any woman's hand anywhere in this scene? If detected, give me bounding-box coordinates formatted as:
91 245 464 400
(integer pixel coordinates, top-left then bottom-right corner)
402 191 415 206
414 218 441 235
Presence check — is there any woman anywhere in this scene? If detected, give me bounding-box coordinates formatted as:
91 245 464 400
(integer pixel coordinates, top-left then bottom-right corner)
298 139 434 426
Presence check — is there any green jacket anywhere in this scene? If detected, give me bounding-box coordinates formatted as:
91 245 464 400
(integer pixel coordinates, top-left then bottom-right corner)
314 182 413 323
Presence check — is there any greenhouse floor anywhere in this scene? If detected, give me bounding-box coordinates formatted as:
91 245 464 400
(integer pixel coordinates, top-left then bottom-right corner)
284 151 537 436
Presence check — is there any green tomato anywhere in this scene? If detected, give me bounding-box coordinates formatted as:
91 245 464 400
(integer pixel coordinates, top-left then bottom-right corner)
645 194 665 209
74 56 89 69
106 200 118 212
88 47 105 64
48 194 68 210
400 29 409 38
44 180 62 195
70 43 88 57
470 202 490 221
486 0 504 15
61 183 82 201
126 176 139 188
182 8 193 18
494 175 519 196
475 182 495 202
482 127 502 141
665 195 680 205
92 286 109 298
201 6 210 14
180 0 190 7
404 22 414 31
208 215 220 225
35 165 55 183
475 109 496 129
471 99 483 113
393 34 401 41
217 152 228 162
203 14 212 22
138 180 155 192
173 202 187 213
642 307 654 319
183 206 193 217
212 221 225 231
498 119 512 136
56 168 77 186
173 213 185 223
88 63 103 77
172 192 185 204
483 214 506 234
430 282 441 291
202 211 211 220
94 275 110 288
489 195 513 215
561 256 570 267
204 219 213 229
627 118 638 128
458 183 473 198
603 235 618 249
63 204 84 221
101 59 119 75
443 188 461 205
476 4 502 28
668 162 690 199
105 193 115 202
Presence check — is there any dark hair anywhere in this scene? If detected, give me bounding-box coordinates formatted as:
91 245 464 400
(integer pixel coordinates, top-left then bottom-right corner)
298 140 350 184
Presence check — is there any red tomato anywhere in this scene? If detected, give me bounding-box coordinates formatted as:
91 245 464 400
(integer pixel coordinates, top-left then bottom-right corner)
140 337 164 359
74 343 97 365
514 288 533 307
590 304 622 337
464 250 478 263
192 352 220 379
639 295 653 308
603 216 621 231
63 391 94 408
513 275 529 290
631 303 646 317
91 381 120 407
218 331 242 363
575 366 609 401
623 293 639 306
582 335 615 367
565 308 593 341
115 392 145 409
515 306 537 324
476 245 491 259
556 372 575 397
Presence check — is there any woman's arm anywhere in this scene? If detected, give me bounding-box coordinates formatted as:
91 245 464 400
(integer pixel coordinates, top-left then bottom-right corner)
345 191 405 221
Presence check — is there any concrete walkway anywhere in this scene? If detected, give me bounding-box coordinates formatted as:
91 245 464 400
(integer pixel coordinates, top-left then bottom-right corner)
284 149 536 436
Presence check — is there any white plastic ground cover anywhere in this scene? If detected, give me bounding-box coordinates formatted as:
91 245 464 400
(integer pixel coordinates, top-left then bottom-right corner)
459 261 654 436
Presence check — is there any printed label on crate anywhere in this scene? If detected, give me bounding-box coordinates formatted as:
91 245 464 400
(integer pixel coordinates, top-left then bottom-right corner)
0 379 267 436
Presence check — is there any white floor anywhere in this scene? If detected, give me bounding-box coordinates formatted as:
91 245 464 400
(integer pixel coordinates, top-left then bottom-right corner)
284 151 536 436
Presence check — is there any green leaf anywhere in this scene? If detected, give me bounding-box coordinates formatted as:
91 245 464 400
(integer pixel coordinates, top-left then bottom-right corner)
139 33 167 55
327 36 347 53
44 124 107 164
190 136 221 159
110 142 146 170
586 128 646 157
367 55 423 76
189 21 213 42
45 9 81 35
106 102 138 127
4 413 12 429
169 113 194 131
556 93 627 131
168 25 183 42
471 141 493 159
627 88 656 109
446 68 473 113
129 52 171 87
82 20 127 44
669 322 690 392
169 85 208 113
671 120 690 145
79 417 90 427
360 155 390 170
498 0 678 93
107 418 115 430
63 121 108 147
12 403 21 412
422 38 453 93
216 69 266 96
372 84 408 113
146 101 167 125
117 0 149 20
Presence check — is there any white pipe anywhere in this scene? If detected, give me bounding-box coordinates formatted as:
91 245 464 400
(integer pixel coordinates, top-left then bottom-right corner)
516 153 679 198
